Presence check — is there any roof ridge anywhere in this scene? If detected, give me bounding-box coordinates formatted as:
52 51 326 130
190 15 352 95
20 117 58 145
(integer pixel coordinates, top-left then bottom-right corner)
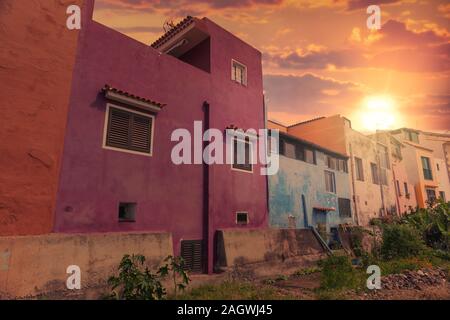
150 16 196 49
287 116 326 128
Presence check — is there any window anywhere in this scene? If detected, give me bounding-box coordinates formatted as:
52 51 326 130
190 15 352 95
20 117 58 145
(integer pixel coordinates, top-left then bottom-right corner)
283 141 296 159
371 163 379 185
327 156 336 170
392 142 402 159
437 163 440 171
232 137 252 172
118 203 136 222
341 159 348 173
304 148 315 164
396 180 402 196
439 191 446 202
355 157 364 181
279 137 316 164
180 240 204 273
231 59 247 85
404 182 410 198
406 131 419 143
426 188 436 202
104 105 154 156
379 146 390 169
236 212 249 225
338 198 351 218
324 170 336 193
421 156 433 180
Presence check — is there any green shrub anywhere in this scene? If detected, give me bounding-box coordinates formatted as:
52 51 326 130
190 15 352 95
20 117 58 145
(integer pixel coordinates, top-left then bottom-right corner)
401 200 449 250
107 254 190 300
381 224 426 260
318 255 362 290
107 254 166 300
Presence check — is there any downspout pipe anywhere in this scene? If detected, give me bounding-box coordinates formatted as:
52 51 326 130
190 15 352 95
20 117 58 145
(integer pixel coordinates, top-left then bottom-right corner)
202 101 211 274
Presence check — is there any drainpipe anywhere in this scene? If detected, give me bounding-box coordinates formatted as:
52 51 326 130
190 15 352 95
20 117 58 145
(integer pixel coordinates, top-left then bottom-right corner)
202 101 211 274
392 163 401 216
263 96 270 219
348 143 360 225
375 133 386 217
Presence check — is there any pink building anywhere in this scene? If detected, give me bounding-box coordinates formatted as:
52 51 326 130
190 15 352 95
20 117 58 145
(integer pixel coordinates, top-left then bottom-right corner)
52 4 268 273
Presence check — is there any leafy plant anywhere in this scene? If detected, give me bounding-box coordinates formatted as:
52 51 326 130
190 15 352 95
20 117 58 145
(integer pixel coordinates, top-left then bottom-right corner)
107 254 191 300
107 254 166 300
400 200 449 250
380 224 426 260
159 255 191 297
318 255 363 290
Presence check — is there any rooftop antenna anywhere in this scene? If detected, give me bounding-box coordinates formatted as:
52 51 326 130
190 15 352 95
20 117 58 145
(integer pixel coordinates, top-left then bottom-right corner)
163 18 176 33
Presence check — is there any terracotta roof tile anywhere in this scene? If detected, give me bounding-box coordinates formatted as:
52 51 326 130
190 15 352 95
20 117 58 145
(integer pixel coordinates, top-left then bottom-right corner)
151 16 196 49
102 85 166 108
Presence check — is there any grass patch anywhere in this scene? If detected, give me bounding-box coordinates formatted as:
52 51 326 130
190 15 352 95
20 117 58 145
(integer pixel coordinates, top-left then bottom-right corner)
318 255 365 291
173 281 294 300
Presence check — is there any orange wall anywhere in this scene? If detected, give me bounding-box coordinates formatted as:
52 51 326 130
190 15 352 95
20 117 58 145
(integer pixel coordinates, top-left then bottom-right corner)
0 0 85 235
287 115 348 155
267 120 287 132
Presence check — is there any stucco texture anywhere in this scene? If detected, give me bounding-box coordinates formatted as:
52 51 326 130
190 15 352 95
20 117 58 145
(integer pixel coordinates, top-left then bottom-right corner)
0 0 85 235
0 231 172 298
269 154 353 231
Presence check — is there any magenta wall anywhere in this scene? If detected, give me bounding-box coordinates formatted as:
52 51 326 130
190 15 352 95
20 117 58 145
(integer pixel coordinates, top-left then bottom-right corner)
54 13 268 272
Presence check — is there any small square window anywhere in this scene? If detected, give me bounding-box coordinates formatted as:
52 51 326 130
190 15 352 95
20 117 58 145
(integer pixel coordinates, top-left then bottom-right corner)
119 203 136 222
236 212 249 225
231 60 247 86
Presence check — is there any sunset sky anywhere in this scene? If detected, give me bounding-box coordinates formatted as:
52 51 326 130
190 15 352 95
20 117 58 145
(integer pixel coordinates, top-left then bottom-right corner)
93 0 450 133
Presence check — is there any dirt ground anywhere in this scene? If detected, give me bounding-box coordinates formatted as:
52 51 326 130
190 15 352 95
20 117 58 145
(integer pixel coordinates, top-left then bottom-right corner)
262 271 450 300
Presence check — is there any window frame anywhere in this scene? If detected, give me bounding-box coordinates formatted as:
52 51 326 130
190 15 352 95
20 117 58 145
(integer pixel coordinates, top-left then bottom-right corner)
324 170 336 194
421 156 433 181
231 136 253 173
118 202 137 222
231 59 247 86
102 103 155 157
355 157 364 181
371 162 379 185
236 211 249 225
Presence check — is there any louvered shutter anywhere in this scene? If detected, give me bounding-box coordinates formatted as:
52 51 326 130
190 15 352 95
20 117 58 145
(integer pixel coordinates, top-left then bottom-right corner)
130 114 152 153
181 240 204 273
106 107 152 154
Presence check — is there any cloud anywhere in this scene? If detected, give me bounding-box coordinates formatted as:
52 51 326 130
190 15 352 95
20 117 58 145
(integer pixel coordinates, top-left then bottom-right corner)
346 0 401 11
264 73 364 115
266 48 368 70
267 19 450 73
376 19 448 47
400 93 450 131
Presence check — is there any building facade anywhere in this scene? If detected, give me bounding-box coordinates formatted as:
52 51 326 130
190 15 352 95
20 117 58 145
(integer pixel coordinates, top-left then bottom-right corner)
267 122 354 243
1 0 269 274
388 129 450 207
283 115 398 226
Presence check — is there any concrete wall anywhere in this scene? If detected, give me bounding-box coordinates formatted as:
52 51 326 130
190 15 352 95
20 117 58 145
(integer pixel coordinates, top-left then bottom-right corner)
216 228 325 268
269 154 353 231
0 232 172 298
0 0 87 235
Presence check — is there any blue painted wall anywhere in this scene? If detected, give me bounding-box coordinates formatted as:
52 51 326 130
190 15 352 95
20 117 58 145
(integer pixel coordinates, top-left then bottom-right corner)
269 151 353 231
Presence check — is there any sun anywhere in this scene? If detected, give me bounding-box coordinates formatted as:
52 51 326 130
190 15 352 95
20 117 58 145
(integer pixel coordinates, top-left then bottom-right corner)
359 95 398 132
